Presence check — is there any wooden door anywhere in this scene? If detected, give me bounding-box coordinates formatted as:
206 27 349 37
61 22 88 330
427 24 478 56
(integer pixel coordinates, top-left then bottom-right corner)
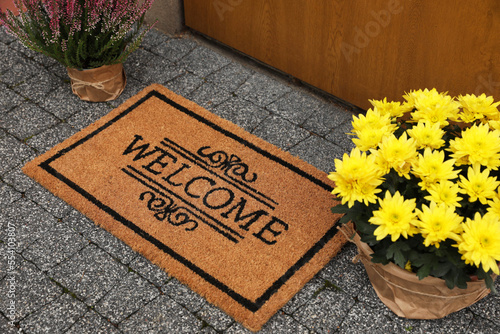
184 0 500 110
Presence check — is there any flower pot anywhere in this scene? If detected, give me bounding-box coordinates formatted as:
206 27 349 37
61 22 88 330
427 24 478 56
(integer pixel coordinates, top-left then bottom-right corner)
340 225 495 319
66 64 126 102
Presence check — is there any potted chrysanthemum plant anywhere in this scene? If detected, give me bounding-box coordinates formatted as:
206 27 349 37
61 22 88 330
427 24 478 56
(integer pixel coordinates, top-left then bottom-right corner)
0 0 155 101
330 89 500 319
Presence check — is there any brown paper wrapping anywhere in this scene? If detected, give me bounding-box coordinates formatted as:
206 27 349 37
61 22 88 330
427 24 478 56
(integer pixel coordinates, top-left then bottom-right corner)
67 63 126 102
340 225 495 319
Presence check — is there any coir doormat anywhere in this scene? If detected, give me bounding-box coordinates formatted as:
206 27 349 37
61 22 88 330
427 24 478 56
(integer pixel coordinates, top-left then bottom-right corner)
23 84 346 331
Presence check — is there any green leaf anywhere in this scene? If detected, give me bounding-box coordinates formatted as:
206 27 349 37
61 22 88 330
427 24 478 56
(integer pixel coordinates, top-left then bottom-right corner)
386 242 407 268
416 263 432 280
331 204 350 214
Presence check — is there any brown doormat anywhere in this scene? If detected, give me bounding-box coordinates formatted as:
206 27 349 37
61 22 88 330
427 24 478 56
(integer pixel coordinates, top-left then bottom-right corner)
23 84 346 331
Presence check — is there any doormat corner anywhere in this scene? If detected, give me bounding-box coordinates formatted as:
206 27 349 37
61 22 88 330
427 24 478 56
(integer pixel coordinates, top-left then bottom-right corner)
23 83 347 332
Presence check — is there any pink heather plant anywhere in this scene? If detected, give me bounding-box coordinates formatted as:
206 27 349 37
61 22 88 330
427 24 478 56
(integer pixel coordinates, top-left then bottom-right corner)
0 0 155 69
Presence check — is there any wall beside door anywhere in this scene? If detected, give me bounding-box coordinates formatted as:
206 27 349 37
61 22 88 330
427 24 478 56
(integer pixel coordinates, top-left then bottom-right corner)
184 0 500 110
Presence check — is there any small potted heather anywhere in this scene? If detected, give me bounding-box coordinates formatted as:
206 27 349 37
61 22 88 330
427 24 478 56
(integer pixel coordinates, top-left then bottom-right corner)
0 0 155 101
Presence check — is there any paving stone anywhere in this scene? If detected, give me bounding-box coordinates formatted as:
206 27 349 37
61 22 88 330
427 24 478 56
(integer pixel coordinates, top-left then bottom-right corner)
324 120 356 153
48 63 69 80
207 62 254 93
338 302 421 334
179 46 231 77
12 70 62 104
165 72 205 96
9 40 60 67
2 102 59 140
468 278 500 326
292 288 355 333
127 56 184 85
94 271 160 324
83 227 137 265
466 315 500 334
236 72 292 107
25 122 76 154
225 312 310 334
0 183 22 211
259 312 310 334
212 97 270 132
0 198 60 251
8 40 40 59
302 104 354 136
161 278 208 312
417 308 473 334
61 208 95 235
288 135 346 173
140 28 171 51
282 276 324 314
0 26 16 44
19 293 87 334
65 103 112 131
199 325 219 333
187 82 232 110
119 295 203 333
128 255 171 287
0 58 41 86
196 303 234 331
252 115 310 150
0 242 22 280
224 322 254 334
0 314 18 334
123 48 156 80
24 183 72 218
48 244 128 305
150 36 199 62
318 242 370 296
1 168 36 192
65 310 122 334
0 260 61 320
40 86 95 120
356 280 389 311
267 91 324 125
22 223 88 272
0 83 24 113
108 76 147 108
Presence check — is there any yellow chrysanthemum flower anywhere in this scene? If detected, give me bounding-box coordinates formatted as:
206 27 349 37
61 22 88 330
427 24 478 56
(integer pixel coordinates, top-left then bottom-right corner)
404 260 413 272
369 98 407 118
416 202 463 248
458 93 500 123
371 133 417 178
351 108 396 150
487 195 500 217
407 89 460 127
487 119 500 131
407 121 445 150
424 180 463 207
457 212 500 275
329 148 385 208
351 108 394 133
369 191 419 242
352 126 394 151
448 123 500 170
411 148 459 191
458 164 500 204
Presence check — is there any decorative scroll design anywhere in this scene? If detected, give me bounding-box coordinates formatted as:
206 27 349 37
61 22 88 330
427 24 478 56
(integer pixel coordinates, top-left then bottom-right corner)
197 146 258 183
139 191 198 231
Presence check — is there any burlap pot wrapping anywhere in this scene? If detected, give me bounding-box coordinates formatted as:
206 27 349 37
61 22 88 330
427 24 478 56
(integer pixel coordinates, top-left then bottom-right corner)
66 64 126 102
340 225 495 319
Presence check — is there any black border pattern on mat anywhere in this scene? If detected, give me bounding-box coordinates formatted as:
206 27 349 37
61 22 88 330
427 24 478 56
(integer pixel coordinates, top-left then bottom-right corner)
39 89 340 312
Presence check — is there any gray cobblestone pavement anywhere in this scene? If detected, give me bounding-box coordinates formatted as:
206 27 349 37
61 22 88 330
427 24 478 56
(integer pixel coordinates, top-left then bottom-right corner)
1 26 499 333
